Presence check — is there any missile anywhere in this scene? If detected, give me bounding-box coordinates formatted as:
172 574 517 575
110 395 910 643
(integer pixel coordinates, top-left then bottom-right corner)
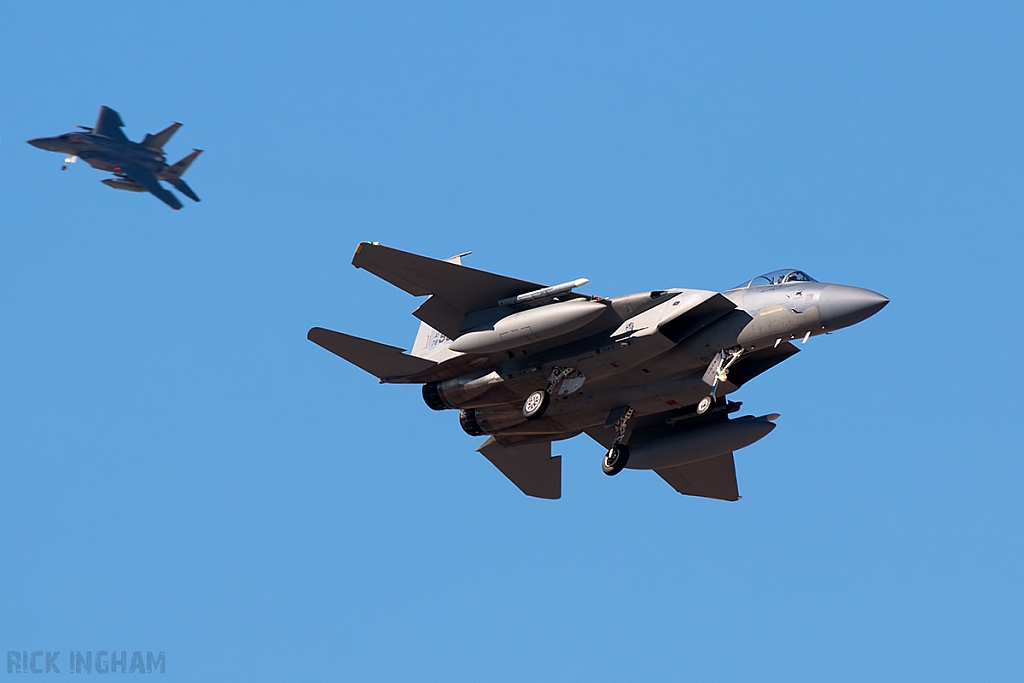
497 278 589 307
625 415 778 470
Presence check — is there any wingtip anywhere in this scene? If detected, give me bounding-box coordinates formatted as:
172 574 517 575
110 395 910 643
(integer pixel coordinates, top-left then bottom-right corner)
352 241 379 265
308 326 333 343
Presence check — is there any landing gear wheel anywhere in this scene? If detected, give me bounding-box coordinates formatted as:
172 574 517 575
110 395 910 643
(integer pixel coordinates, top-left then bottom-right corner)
697 395 714 415
522 389 550 420
602 444 630 476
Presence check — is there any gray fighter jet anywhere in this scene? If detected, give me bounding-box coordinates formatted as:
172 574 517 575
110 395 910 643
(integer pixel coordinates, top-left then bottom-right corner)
309 243 888 501
28 106 202 210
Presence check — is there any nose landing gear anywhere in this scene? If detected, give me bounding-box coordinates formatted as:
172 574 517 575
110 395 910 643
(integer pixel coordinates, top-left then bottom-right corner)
698 348 743 414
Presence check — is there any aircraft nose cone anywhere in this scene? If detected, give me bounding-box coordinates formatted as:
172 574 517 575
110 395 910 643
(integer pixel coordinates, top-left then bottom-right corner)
818 285 889 331
27 137 61 152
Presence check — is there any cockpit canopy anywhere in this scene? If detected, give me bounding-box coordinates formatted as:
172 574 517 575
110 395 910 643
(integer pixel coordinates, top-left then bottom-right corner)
730 269 817 290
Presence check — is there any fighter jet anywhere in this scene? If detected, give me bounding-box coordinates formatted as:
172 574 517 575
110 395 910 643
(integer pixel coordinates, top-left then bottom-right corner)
309 243 889 501
27 106 202 210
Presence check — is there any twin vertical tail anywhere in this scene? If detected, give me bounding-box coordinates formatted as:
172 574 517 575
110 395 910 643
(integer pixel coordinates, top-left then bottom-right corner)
160 149 203 202
409 251 471 359
141 122 182 151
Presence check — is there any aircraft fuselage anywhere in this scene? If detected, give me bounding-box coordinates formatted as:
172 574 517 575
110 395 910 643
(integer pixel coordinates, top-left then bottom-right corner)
446 279 887 440
309 243 888 499
28 133 166 173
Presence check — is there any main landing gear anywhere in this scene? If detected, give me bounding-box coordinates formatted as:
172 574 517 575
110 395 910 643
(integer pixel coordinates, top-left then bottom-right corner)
522 389 550 420
697 348 743 415
602 407 634 476
521 366 578 420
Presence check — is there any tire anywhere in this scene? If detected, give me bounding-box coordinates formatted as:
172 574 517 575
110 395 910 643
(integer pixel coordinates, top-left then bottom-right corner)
602 444 630 476
522 389 550 420
697 395 713 415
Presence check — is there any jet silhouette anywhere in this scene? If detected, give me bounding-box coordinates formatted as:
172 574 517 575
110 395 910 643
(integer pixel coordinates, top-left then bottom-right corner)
29 106 202 210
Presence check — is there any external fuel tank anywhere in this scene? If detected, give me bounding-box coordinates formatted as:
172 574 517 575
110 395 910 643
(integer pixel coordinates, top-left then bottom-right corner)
449 300 608 354
625 415 777 470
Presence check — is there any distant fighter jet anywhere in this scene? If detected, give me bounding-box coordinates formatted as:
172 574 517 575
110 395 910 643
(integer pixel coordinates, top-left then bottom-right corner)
309 243 889 501
28 106 202 210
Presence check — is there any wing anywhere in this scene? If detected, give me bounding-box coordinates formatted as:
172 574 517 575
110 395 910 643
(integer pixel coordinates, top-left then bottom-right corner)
307 327 436 382
118 163 182 210
92 106 129 142
655 452 740 501
351 243 545 339
477 437 561 499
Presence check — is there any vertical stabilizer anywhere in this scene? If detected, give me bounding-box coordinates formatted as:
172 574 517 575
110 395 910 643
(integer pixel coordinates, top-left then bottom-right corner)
142 122 182 151
163 149 202 179
92 106 128 142
410 251 471 359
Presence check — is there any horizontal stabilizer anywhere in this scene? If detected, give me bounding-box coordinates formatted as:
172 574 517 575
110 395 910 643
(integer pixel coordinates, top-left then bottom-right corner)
351 243 544 338
478 437 561 499
655 452 740 501
142 122 181 151
307 327 436 382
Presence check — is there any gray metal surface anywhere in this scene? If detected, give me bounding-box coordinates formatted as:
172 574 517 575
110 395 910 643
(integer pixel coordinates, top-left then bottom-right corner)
477 437 561 499
307 328 436 381
655 453 740 501
310 243 889 500
351 242 544 338
625 416 776 471
450 299 608 353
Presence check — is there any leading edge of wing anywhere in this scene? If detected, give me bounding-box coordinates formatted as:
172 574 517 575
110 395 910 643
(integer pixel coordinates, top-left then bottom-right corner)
351 242 545 316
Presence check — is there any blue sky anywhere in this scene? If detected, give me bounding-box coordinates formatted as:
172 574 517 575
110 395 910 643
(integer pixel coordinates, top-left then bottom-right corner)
1 1 1022 680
